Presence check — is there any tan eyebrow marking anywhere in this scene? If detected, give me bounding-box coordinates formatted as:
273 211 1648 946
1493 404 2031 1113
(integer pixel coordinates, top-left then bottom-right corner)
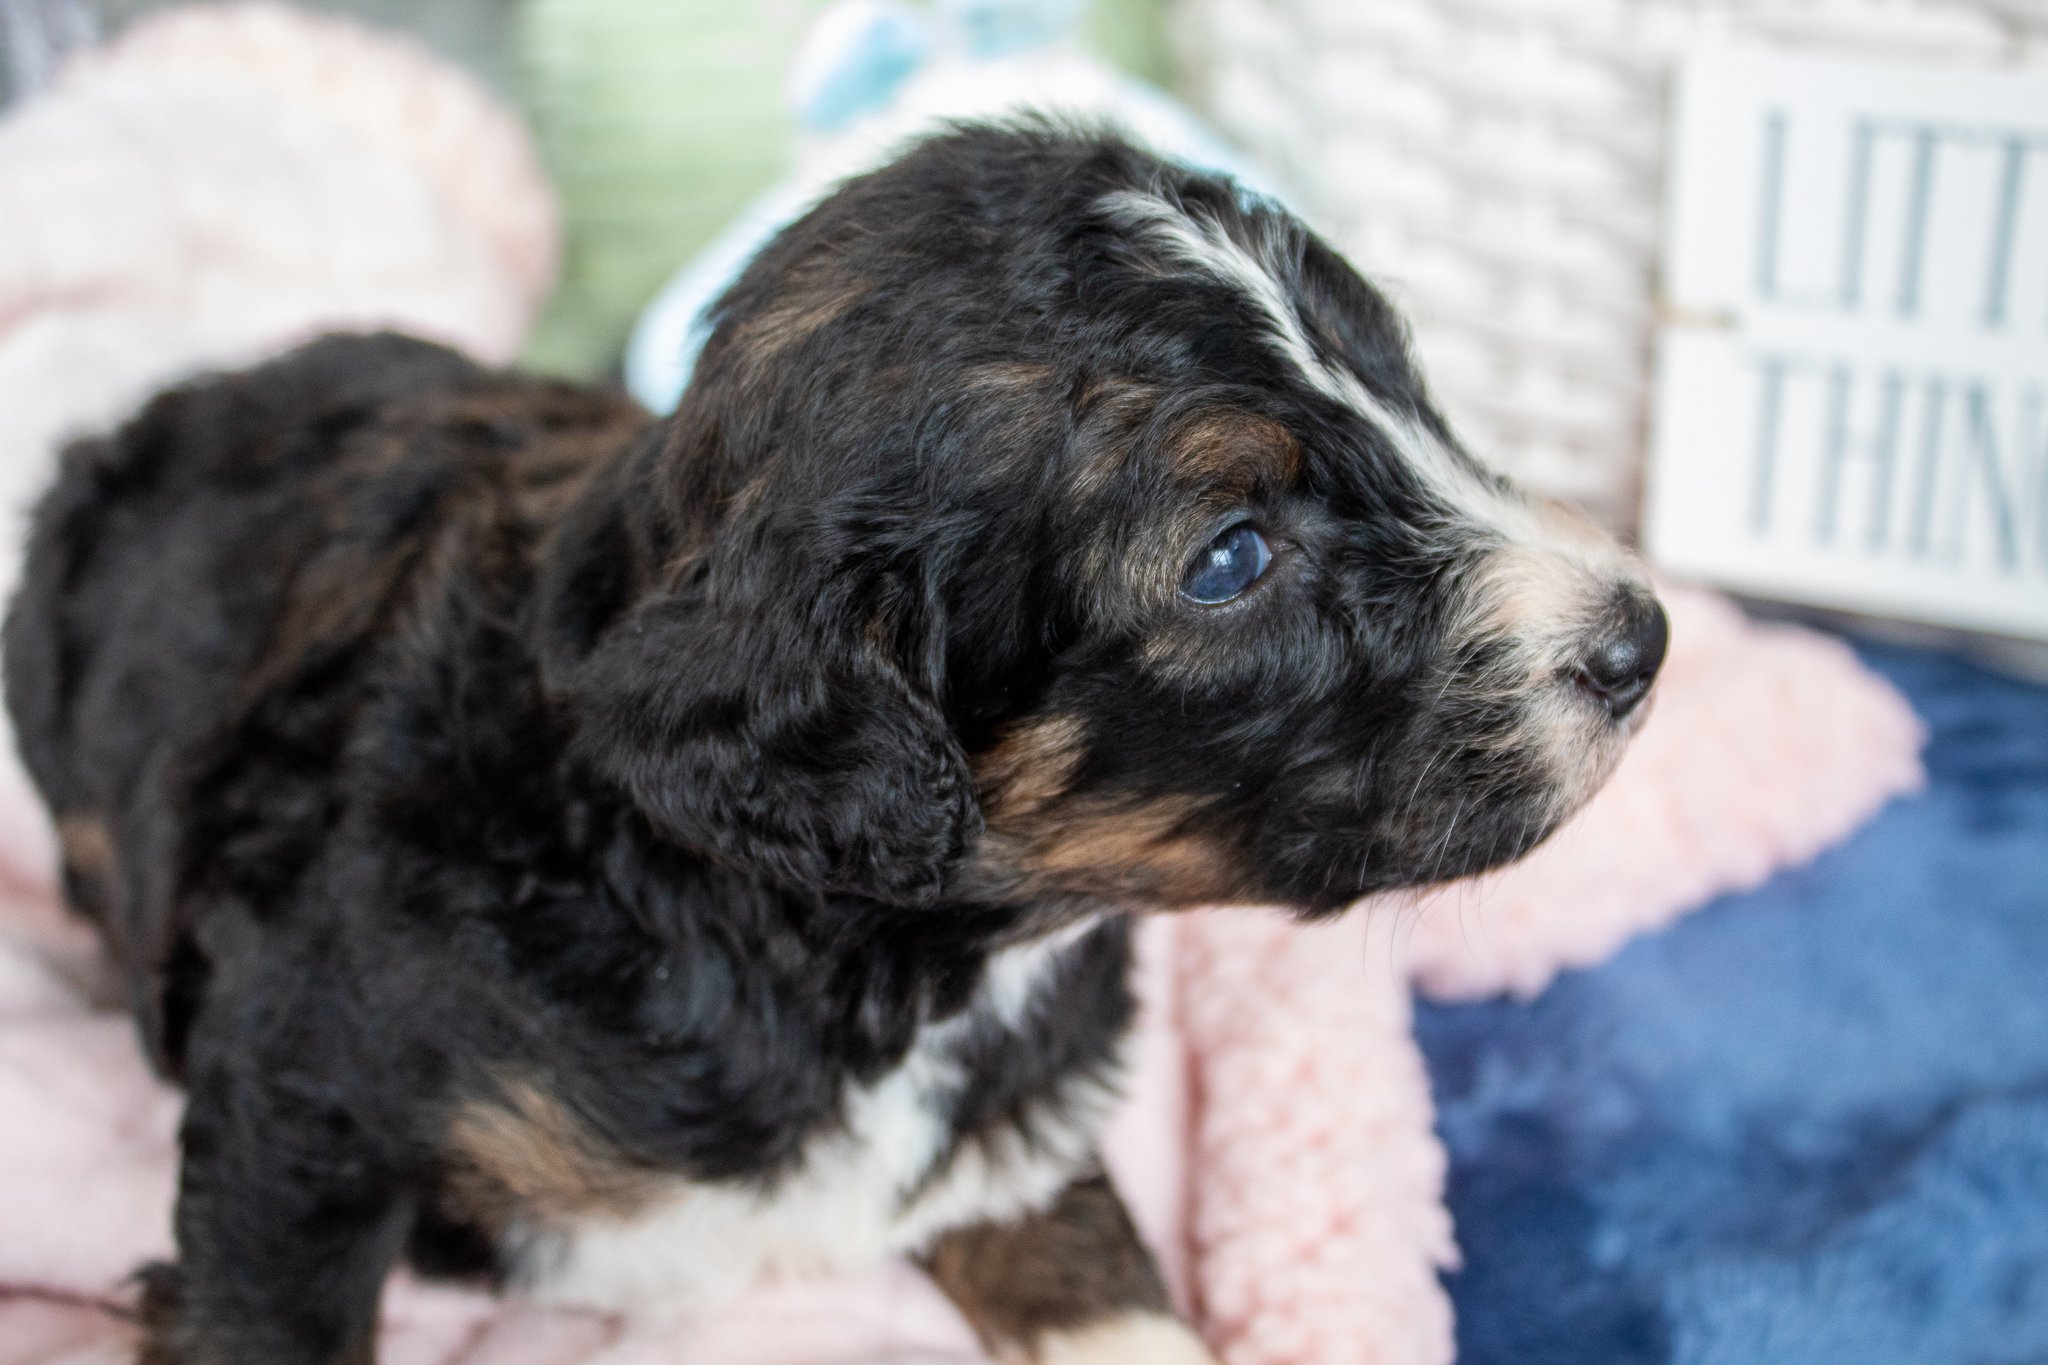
1168 410 1301 492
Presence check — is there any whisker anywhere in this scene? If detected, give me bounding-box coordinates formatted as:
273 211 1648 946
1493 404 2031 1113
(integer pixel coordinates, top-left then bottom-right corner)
1426 796 1467 888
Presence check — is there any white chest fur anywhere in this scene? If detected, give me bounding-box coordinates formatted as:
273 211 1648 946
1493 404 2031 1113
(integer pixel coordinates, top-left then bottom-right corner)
520 919 1119 1311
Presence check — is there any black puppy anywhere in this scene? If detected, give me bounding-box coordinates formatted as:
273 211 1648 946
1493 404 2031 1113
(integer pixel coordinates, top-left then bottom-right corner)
5 124 1666 1365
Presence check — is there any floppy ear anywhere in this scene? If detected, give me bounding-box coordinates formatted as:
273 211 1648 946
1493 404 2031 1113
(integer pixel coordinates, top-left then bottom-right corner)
537 190 986 904
550 528 981 907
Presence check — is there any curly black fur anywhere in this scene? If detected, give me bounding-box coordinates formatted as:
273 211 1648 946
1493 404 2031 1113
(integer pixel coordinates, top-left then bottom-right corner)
5 124 1659 1363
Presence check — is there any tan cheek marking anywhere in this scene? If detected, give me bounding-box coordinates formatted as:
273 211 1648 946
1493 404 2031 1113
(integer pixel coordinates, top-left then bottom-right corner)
445 1079 663 1226
977 715 1091 823
979 791 1246 908
974 721 1248 908
1030 800 1207 885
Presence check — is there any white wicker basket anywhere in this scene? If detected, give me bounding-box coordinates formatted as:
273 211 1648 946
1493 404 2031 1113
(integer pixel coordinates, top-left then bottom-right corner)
1171 0 2048 528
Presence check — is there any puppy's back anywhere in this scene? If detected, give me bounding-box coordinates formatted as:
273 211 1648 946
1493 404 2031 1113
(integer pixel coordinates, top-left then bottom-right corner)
0 331 622 1070
6 333 483 816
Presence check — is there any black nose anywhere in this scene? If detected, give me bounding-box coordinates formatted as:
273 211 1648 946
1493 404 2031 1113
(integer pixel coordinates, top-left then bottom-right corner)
1575 590 1668 720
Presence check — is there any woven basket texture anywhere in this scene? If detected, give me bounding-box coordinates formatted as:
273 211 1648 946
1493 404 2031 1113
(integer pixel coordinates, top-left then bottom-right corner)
1171 0 2048 527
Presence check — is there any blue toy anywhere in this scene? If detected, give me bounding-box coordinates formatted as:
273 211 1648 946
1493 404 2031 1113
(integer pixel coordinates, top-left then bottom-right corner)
625 0 1261 413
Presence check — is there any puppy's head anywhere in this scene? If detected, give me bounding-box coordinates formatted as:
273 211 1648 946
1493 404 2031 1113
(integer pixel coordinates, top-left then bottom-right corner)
549 124 1666 916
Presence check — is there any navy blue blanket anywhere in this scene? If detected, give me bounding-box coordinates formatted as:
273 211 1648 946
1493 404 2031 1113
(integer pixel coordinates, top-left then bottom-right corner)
1417 644 2048 1364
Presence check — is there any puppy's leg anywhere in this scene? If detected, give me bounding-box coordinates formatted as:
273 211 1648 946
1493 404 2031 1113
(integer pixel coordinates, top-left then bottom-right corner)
140 1061 410 1365
923 1172 1219 1365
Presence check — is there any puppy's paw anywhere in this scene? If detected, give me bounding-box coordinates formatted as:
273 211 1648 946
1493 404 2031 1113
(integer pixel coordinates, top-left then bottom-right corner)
1028 1314 1222 1365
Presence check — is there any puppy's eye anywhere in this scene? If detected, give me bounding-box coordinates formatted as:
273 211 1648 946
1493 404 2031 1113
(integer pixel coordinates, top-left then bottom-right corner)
1181 523 1273 604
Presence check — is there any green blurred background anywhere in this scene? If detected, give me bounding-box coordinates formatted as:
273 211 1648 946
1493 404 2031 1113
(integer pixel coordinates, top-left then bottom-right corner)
3 0 1172 378
512 0 1171 377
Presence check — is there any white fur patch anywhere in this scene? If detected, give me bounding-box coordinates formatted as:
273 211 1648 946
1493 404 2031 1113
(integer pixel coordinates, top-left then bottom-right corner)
519 919 1116 1312
1095 190 1635 574
1096 189 1514 527
1025 1314 1220 1365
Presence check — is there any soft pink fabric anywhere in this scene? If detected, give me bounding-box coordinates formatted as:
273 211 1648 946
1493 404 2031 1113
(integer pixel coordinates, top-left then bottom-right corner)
0 8 1929 1362
0 2 559 890
1174 914 1453 1365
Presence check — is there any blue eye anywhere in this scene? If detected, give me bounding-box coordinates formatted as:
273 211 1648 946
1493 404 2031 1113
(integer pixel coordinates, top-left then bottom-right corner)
1181 523 1273 604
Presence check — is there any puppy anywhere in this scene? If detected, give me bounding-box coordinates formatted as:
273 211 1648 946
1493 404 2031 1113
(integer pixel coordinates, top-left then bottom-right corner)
4 124 1665 1365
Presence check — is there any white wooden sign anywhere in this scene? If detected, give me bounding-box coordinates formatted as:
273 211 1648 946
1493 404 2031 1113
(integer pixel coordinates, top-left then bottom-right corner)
1647 49 2048 641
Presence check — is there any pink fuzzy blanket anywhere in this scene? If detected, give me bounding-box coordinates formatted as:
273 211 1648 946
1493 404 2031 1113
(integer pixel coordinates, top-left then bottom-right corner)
0 8 1927 1363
